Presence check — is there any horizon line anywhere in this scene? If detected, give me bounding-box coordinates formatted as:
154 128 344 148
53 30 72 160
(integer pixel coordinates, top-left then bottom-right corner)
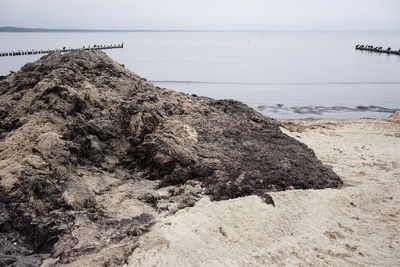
1 26 400 33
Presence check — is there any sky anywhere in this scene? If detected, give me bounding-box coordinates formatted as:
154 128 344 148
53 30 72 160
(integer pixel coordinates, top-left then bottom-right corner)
0 0 399 31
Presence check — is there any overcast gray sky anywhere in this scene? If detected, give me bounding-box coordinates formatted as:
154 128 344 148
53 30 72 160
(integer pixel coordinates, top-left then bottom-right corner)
0 0 399 30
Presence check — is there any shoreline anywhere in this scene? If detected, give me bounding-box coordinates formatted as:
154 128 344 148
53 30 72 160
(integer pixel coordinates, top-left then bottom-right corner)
259 104 400 119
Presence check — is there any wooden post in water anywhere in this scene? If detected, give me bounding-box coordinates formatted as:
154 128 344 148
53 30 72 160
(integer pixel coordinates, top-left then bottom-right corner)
0 43 124 57
355 44 400 55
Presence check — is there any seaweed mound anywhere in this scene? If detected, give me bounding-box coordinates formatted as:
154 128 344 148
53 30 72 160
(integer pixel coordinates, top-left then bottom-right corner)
0 51 342 266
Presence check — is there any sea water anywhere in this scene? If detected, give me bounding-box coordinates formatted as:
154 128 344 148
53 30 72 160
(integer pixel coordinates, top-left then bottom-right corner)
1 31 399 118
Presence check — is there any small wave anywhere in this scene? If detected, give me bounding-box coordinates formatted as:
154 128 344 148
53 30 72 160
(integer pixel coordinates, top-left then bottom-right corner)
257 104 400 115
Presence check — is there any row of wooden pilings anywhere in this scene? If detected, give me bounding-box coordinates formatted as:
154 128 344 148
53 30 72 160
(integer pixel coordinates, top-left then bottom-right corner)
0 43 124 57
355 44 400 55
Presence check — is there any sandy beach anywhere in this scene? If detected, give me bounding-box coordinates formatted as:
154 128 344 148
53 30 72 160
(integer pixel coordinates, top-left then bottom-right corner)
126 114 400 266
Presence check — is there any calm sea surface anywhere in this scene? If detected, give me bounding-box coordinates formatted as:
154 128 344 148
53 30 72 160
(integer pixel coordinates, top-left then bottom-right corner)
1 31 399 118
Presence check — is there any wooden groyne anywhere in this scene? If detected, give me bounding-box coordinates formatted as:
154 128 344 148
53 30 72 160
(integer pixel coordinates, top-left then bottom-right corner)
355 45 400 55
0 43 123 57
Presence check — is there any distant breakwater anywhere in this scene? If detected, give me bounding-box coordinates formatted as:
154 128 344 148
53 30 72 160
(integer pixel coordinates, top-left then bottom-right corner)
355 45 400 55
0 43 123 57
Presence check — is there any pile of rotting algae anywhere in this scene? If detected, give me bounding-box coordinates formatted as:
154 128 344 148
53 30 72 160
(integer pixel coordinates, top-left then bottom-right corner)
0 51 342 266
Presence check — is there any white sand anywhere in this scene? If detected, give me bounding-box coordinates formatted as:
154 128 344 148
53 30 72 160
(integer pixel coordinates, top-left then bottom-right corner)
126 117 400 266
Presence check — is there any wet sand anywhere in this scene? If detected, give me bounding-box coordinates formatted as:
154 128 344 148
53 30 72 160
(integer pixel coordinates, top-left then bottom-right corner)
126 114 400 266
